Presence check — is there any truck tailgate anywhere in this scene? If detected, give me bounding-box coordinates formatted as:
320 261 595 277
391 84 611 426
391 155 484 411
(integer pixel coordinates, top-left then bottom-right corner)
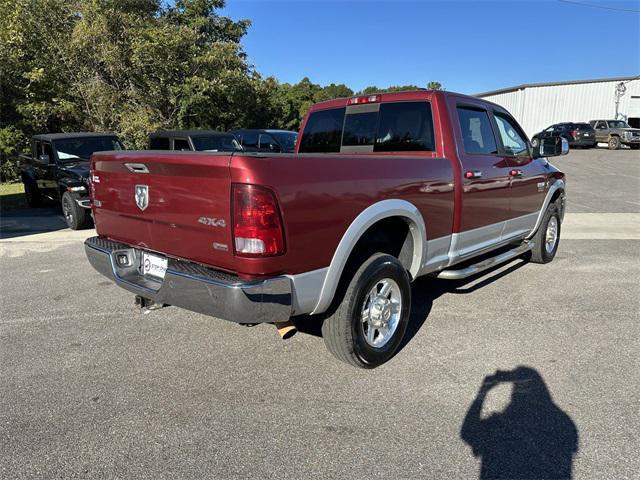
91 151 236 272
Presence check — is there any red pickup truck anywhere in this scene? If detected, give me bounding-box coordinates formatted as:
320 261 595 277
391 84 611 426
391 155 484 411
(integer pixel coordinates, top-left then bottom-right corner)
85 90 567 368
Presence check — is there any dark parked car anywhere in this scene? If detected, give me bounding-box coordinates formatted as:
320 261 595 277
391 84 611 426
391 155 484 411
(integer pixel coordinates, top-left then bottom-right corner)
229 129 298 153
148 130 243 152
589 119 640 150
20 133 125 229
531 123 596 149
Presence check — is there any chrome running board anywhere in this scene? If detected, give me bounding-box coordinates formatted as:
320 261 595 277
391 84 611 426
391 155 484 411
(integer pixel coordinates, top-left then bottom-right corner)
437 242 533 280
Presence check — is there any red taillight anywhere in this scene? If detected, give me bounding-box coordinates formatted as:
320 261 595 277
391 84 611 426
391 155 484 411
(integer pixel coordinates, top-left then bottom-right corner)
232 184 285 257
570 129 578 139
347 95 380 105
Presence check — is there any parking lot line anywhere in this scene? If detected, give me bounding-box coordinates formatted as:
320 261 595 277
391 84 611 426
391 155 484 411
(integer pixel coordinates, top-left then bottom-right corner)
561 213 640 239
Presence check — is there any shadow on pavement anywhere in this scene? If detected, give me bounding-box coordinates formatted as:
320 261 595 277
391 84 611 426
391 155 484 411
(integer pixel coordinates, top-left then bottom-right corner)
295 253 529 345
461 366 579 479
0 207 69 239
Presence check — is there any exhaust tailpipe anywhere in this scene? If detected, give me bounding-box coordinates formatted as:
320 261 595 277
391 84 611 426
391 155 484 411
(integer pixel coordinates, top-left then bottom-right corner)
275 321 297 340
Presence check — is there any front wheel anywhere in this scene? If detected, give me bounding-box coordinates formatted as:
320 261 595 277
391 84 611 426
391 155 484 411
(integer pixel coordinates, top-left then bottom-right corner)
608 136 621 150
62 191 91 230
321 253 411 368
530 202 561 264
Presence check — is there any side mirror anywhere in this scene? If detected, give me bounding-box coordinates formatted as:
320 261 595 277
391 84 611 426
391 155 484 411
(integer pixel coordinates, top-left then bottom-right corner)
37 154 51 164
533 136 569 158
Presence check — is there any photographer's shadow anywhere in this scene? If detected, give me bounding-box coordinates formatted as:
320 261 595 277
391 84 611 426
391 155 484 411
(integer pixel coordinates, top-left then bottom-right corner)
461 366 579 480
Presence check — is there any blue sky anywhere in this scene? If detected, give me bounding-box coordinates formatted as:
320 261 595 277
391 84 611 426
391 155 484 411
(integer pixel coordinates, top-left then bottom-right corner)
221 0 640 94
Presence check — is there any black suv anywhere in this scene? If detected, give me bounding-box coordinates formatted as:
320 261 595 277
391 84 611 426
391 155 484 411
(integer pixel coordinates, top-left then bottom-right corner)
149 130 243 152
531 123 596 149
229 129 298 153
20 133 125 229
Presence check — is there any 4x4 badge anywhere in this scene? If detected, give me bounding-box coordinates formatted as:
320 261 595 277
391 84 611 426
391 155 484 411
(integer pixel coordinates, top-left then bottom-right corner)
135 185 149 211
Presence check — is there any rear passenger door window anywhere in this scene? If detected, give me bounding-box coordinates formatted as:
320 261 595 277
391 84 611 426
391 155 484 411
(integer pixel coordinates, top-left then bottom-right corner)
242 132 258 151
456 107 498 154
173 138 191 151
493 113 529 156
258 133 278 152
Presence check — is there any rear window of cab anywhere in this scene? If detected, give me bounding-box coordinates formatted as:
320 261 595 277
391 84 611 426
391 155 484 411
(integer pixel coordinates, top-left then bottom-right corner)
299 101 435 153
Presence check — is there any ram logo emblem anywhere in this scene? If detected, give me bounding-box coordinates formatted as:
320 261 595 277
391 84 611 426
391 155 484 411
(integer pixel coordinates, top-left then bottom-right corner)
135 185 149 211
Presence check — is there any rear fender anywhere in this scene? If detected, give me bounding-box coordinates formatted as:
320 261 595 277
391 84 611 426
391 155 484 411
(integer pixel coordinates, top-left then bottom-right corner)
311 199 427 315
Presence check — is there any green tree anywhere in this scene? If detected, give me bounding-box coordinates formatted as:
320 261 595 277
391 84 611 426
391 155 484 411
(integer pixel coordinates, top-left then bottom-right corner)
358 84 420 95
427 81 443 90
66 0 255 147
0 0 80 136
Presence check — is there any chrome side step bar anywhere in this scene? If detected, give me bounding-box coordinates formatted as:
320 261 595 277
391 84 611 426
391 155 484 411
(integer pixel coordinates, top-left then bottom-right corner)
437 242 533 280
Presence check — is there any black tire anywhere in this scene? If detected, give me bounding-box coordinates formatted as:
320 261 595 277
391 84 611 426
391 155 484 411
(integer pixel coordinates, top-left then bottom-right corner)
608 136 621 150
23 180 41 208
321 253 411 368
61 191 91 230
530 202 561 264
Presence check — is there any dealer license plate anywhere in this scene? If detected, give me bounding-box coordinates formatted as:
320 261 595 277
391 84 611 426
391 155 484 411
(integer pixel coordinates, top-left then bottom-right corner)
142 252 168 279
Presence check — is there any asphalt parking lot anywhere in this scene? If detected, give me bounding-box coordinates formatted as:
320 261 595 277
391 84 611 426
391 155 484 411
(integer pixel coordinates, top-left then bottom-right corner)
1 147 638 479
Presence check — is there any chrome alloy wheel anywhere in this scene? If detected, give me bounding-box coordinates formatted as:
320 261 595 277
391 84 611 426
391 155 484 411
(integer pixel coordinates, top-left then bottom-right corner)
545 216 559 254
361 278 402 348
62 196 74 225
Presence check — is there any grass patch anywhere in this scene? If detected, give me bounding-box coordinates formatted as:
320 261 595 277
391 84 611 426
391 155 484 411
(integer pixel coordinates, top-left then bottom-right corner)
0 182 27 211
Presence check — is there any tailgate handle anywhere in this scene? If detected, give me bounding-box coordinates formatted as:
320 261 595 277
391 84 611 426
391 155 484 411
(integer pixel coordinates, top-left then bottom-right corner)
125 163 149 174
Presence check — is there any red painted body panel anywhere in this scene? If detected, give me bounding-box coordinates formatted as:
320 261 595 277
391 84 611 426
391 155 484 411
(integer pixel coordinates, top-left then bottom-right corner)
90 90 564 279
229 153 454 275
91 152 237 273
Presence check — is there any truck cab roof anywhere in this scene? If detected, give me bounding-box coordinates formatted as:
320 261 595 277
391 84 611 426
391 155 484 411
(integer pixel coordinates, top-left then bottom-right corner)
307 89 503 112
149 130 230 138
32 132 119 142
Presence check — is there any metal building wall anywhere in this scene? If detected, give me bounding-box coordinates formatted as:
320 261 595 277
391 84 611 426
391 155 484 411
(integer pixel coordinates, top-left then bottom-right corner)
478 78 640 137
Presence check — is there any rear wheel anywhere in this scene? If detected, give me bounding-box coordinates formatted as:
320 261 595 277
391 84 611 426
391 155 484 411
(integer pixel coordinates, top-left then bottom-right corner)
321 253 411 368
608 136 621 150
62 191 91 230
530 202 561 264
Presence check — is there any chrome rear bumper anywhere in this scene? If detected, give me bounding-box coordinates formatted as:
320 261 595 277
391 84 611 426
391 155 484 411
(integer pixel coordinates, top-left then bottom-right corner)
85 236 292 323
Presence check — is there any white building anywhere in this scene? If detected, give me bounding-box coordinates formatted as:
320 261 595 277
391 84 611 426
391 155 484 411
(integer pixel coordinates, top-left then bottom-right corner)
476 76 640 137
